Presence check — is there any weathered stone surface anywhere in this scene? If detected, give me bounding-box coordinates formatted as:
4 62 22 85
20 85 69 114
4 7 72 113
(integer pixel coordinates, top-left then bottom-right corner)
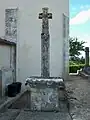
25 77 65 111
25 77 64 88
5 8 18 43
39 7 52 78
31 88 59 111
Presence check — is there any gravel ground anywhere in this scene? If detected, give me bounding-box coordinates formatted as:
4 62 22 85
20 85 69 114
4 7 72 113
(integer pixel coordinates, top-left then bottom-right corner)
15 110 71 120
65 75 90 120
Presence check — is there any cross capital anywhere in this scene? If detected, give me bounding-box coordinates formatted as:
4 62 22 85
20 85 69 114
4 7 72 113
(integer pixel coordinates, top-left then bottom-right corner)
39 7 52 19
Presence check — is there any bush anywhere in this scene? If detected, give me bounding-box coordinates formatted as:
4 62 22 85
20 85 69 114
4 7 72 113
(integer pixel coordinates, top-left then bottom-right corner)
69 64 85 73
69 61 77 65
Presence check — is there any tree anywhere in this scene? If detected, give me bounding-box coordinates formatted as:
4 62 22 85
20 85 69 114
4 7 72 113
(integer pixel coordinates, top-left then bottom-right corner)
69 37 85 61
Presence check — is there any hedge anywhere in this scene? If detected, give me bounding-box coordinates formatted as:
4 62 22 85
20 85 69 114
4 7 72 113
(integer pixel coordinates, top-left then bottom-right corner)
69 64 85 73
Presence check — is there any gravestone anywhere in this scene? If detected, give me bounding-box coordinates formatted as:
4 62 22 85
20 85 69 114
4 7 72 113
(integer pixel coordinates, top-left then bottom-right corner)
85 47 89 67
83 47 90 75
25 8 66 111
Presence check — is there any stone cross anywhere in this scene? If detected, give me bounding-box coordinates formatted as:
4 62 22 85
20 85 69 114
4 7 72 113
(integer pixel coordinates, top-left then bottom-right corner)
85 47 89 66
39 7 52 78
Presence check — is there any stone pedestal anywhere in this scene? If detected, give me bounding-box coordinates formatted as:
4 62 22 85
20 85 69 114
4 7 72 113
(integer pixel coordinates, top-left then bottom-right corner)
25 77 65 111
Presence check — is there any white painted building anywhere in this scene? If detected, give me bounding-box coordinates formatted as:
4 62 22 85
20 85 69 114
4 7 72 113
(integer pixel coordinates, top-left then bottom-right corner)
0 0 69 89
0 38 16 97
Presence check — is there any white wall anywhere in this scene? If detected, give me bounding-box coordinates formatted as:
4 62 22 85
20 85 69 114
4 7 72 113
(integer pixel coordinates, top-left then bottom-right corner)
0 0 69 85
0 44 15 70
0 45 11 69
0 44 15 97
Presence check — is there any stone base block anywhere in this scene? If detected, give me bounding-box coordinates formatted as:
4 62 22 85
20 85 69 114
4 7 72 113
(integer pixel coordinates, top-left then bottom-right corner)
25 77 66 111
31 88 59 111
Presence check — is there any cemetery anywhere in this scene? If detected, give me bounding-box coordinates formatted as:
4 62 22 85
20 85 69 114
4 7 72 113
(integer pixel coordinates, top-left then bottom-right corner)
0 0 90 119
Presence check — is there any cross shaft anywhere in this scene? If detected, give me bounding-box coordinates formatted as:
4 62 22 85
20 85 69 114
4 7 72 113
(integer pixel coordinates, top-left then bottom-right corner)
39 7 52 78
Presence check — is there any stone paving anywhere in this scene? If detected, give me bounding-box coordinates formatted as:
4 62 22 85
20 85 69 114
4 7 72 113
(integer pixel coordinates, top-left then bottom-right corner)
0 75 90 120
0 109 20 120
8 92 28 109
0 97 7 105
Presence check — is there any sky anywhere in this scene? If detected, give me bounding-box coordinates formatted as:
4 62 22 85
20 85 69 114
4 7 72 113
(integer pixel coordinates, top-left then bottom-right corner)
70 0 90 56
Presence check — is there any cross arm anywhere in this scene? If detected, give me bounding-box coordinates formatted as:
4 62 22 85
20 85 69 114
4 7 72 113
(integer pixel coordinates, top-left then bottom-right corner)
48 13 52 19
39 13 52 19
39 13 43 19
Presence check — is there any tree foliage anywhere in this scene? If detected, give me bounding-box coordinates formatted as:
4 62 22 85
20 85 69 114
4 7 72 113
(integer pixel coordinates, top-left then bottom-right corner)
69 37 85 60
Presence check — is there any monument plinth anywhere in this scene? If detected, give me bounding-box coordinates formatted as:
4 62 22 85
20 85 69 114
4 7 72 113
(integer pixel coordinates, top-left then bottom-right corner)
25 77 65 111
25 8 66 111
